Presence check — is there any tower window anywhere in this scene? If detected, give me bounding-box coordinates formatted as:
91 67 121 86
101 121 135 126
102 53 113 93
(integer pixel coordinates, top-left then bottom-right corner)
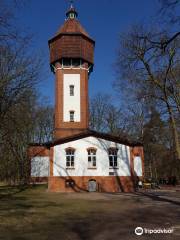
69 85 74 96
87 148 97 168
70 111 74 122
108 148 118 168
72 59 80 67
63 58 71 67
69 13 75 19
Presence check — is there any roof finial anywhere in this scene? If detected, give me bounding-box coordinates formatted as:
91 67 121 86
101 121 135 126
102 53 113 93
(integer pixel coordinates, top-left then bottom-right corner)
66 0 78 19
70 0 74 8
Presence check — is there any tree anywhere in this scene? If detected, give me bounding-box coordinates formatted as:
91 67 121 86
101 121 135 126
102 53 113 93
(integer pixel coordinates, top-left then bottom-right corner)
153 0 180 50
89 93 134 142
143 108 174 178
89 93 112 132
159 0 180 25
0 1 52 185
0 90 54 184
115 25 180 167
0 0 42 137
32 103 54 143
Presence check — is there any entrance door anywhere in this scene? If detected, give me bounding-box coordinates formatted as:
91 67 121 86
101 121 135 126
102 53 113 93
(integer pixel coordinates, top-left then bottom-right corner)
88 179 97 192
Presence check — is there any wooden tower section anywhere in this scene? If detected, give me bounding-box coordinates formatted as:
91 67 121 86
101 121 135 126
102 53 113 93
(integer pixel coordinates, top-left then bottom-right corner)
48 4 95 139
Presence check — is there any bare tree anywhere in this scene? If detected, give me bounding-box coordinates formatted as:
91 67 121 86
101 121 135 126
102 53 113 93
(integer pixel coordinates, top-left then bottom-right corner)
32 103 54 143
0 0 43 136
89 93 130 139
89 93 112 132
151 0 180 50
159 0 180 24
0 1 49 185
115 25 180 165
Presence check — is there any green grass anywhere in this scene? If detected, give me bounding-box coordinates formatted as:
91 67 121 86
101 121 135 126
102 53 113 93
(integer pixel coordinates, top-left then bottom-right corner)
0 185 180 240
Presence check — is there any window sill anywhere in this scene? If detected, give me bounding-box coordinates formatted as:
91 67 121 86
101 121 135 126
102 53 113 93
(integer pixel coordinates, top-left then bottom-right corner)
66 167 75 170
109 167 119 169
87 167 97 170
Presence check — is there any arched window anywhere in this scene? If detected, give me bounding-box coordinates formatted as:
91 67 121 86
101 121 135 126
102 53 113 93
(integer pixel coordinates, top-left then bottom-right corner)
65 148 75 168
108 148 118 168
87 148 97 168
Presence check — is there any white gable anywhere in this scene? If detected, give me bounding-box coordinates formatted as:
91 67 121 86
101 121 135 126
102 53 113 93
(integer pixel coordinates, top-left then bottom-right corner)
53 136 131 177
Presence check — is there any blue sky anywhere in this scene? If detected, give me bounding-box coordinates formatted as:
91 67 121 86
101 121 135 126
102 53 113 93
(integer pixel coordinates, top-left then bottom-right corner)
15 0 160 105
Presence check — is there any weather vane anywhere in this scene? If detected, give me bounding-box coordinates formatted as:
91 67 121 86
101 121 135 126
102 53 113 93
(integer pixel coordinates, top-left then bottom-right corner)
70 0 74 7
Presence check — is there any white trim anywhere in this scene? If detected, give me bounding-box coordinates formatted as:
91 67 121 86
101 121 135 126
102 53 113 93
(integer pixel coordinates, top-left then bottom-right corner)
56 67 89 71
63 74 80 122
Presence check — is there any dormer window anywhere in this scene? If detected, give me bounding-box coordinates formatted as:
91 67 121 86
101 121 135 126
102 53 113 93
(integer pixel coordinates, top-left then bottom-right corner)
70 85 74 96
70 111 74 122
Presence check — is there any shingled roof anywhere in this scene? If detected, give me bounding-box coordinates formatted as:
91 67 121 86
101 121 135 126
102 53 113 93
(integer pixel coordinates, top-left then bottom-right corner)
29 130 143 148
54 18 90 38
48 5 95 65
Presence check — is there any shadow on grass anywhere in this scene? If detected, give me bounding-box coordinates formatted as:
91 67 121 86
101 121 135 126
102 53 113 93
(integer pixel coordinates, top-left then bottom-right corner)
0 185 29 199
0 184 47 200
134 191 180 206
0 188 180 240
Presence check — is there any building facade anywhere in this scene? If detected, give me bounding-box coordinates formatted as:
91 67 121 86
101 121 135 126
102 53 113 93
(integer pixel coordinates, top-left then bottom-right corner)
29 4 144 192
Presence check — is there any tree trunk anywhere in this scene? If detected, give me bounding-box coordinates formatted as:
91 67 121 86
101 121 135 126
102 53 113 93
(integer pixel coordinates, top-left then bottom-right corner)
166 102 180 172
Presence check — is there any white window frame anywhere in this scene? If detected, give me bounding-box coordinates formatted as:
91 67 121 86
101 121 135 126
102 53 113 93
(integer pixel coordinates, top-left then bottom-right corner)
87 149 96 168
66 148 75 168
109 148 118 168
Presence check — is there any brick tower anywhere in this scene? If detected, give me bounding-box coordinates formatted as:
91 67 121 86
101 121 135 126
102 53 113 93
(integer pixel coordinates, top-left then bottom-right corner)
48 4 95 139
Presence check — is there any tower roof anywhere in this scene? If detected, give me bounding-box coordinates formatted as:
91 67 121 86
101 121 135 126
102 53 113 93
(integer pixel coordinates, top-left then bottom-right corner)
48 3 95 66
51 3 93 41
54 18 90 39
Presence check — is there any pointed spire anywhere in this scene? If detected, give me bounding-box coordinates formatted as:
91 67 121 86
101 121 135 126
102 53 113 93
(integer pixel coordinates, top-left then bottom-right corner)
70 0 73 8
66 0 78 19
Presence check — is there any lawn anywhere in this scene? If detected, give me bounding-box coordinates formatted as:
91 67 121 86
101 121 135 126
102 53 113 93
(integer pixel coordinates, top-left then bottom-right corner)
0 185 180 240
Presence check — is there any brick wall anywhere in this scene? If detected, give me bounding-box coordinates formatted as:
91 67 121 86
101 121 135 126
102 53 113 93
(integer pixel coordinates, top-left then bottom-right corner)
54 64 89 139
48 176 136 193
28 146 49 158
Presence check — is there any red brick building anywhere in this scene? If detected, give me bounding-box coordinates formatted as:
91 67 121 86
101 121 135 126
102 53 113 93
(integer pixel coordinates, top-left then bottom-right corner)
29 4 144 192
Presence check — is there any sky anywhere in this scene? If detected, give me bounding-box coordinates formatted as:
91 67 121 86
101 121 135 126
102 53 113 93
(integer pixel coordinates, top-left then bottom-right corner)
14 0 160 105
